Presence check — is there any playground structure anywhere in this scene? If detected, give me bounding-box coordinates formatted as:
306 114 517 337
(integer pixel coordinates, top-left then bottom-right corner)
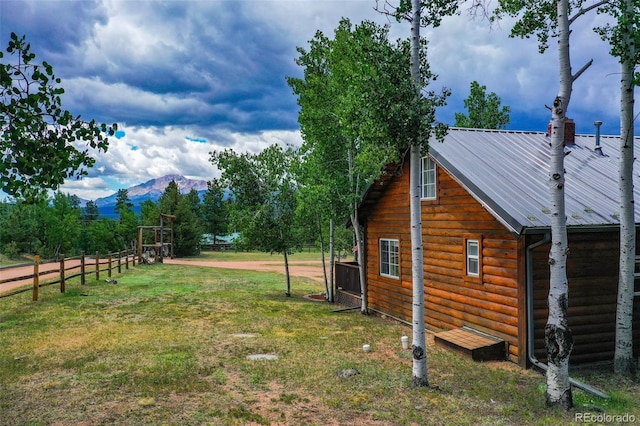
137 213 176 263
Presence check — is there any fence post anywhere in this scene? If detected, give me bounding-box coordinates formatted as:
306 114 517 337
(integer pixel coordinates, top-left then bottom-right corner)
60 254 65 293
95 251 100 281
118 251 122 274
81 251 86 286
125 249 129 270
33 255 40 301
108 254 112 278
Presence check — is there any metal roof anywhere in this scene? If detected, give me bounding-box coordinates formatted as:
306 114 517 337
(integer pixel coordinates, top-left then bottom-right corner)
427 128 640 236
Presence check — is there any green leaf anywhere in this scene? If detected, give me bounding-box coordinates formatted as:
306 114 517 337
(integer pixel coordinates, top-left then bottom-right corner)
0 34 117 199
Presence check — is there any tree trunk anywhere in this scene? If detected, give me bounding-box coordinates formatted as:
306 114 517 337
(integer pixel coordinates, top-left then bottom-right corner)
318 216 331 301
410 143 428 387
347 146 367 314
545 0 573 410
351 212 368 314
409 0 428 388
283 249 291 297
329 217 335 303
614 15 636 375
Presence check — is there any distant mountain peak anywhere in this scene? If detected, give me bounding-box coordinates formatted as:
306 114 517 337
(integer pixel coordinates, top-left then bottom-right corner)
94 174 209 207
128 174 208 197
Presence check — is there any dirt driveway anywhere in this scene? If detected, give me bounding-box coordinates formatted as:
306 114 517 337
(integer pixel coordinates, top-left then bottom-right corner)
164 258 327 283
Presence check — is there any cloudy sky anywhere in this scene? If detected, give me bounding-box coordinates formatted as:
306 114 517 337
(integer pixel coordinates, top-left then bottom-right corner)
0 0 630 201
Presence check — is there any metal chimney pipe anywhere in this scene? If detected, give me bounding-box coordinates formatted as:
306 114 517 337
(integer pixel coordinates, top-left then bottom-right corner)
594 121 603 155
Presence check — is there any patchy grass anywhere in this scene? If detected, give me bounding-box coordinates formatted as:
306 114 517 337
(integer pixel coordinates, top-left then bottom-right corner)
0 262 637 425
0 253 33 267
194 249 329 262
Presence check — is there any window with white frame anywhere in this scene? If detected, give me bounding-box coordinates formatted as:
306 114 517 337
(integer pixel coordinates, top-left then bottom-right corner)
421 156 436 200
380 238 400 278
466 239 480 277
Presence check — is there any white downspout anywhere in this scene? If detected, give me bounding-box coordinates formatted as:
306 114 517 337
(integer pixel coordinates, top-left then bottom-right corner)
526 232 609 399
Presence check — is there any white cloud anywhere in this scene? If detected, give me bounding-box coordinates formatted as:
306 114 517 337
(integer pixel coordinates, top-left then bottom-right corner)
4 0 638 202
60 126 303 200
58 177 114 200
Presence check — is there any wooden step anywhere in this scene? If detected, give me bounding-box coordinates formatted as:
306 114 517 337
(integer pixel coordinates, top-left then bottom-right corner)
434 328 506 362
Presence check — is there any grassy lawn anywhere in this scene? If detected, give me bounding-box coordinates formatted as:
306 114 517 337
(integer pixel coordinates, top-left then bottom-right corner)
0 260 637 425
192 249 331 262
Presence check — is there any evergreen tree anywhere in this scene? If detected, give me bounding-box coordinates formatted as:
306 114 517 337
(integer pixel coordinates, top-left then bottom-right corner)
175 189 204 256
83 200 100 222
202 179 229 244
115 189 134 214
158 180 181 216
157 180 203 257
114 189 139 249
140 199 160 227
139 199 161 249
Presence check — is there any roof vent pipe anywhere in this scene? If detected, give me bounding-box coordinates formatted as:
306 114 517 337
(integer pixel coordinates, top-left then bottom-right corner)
594 121 604 155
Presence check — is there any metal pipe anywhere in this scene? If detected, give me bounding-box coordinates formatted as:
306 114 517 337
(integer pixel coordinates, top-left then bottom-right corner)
332 306 361 313
525 233 609 399
594 121 604 155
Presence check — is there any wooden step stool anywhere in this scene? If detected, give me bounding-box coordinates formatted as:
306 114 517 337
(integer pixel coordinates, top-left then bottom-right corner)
434 328 506 362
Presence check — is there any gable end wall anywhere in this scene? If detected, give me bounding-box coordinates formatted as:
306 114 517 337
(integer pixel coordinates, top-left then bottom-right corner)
365 162 522 363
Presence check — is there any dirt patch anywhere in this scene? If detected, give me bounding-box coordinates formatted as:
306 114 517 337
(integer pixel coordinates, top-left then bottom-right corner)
226 378 395 426
303 293 326 302
164 259 326 283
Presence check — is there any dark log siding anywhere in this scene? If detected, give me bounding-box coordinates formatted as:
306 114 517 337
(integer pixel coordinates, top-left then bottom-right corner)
530 231 640 364
366 162 522 363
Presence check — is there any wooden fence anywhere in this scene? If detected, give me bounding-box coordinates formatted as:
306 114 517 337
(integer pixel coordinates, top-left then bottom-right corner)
0 249 138 301
335 261 360 295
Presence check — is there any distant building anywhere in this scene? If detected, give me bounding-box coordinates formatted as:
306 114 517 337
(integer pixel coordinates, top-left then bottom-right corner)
201 233 238 251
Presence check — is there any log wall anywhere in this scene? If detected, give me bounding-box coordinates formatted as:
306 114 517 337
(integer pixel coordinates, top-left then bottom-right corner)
364 158 640 366
529 231 640 364
366 162 522 363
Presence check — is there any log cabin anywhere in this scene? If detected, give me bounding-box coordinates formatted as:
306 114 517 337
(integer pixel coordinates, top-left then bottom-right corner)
340 126 640 367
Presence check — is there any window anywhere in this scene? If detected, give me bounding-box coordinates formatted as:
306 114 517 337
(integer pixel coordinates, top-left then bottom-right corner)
380 239 400 278
466 239 480 277
463 234 482 282
421 157 436 200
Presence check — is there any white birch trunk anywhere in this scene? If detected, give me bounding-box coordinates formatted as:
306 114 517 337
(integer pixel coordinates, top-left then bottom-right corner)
545 0 573 410
318 217 330 301
351 212 368 314
347 146 368 314
329 217 335 303
409 0 428 387
614 7 636 374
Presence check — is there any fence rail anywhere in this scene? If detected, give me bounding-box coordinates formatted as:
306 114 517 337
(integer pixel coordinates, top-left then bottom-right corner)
0 249 138 300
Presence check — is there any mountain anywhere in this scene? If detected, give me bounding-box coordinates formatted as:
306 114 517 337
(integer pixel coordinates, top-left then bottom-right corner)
93 174 209 217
